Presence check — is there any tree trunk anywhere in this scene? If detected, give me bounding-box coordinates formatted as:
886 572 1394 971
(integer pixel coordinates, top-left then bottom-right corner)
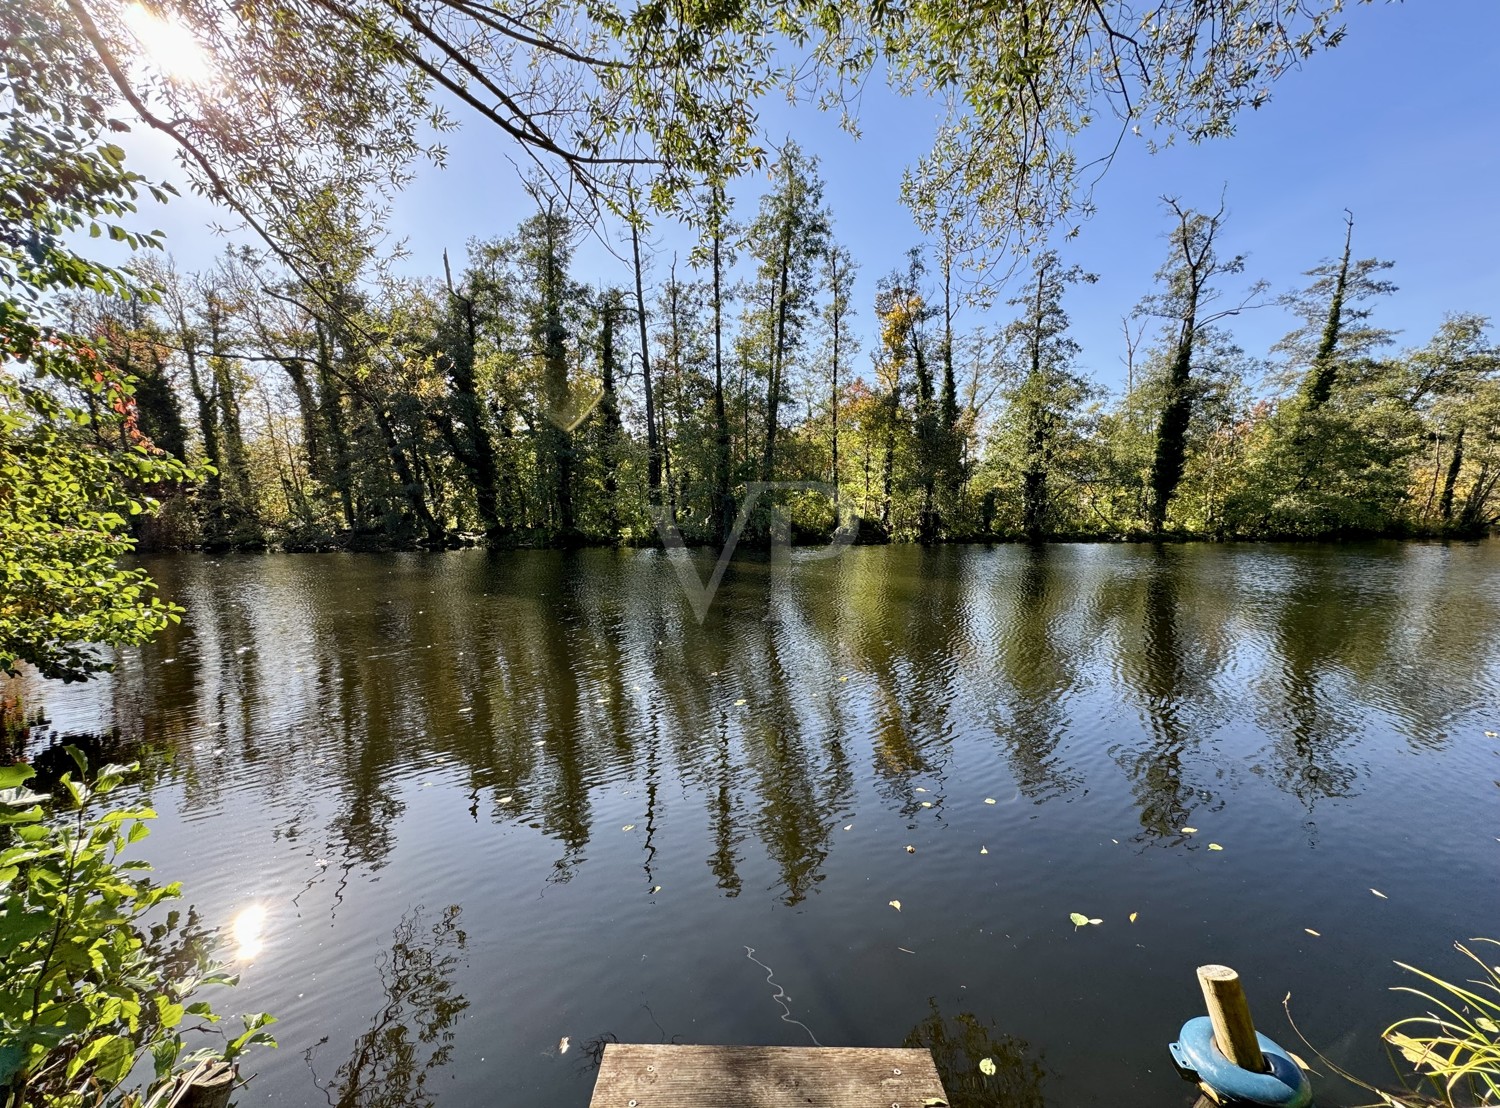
762 227 793 483
1440 424 1465 524
543 219 575 537
1303 213 1354 409
599 294 622 538
372 403 441 543
881 388 897 530
829 261 841 511
1021 270 1048 542
315 322 357 531
441 251 502 537
711 194 732 542
1147 316 1197 532
630 218 661 506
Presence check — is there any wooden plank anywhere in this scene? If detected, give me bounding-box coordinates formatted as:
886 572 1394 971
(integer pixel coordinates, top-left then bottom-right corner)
589 1044 949 1107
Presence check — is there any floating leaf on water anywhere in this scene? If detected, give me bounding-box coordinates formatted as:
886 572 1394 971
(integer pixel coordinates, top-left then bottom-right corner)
499 795 514 804
1371 888 1387 899
843 823 854 831
650 885 662 893
889 900 902 911
1486 731 1498 737
1181 827 1198 834
559 1036 570 1054
838 676 850 682
898 946 916 954
1129 912 1138 923
978 1057 997 1076
734 699 747 706
905 845 916 854
979 846 989 855
915 787 928 793
622 824 635 832
923 1099 949 1106
1069 912 1089 927
1208 843 1224 851
1305 928 1321 936
1111 839 1119 844
920 801 933 808
984 798 997 805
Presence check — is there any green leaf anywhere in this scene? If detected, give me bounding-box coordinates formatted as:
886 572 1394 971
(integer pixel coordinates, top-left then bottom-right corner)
0 764 34 789
0 786 50 807
71 1033 135 1085
1069 912 1089 926
154 996 185 1029
61 776 92 807
978 1057 997 1076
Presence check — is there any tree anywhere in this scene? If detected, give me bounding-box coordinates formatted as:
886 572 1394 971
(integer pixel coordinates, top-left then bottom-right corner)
991 252 1096 540
822 244 858 511
703 184 736 542
1392 315 1500 531
1276 212 1397 408
745 142 831 486
1224 216 1404 537
1134 196 1262 531
437 250 502 537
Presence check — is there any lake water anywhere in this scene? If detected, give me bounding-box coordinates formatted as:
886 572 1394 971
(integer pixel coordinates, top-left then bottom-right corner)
18 542 1500 1107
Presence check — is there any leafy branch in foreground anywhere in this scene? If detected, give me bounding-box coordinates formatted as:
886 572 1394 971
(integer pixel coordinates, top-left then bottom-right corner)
3 0 201 681
0 752 274 1108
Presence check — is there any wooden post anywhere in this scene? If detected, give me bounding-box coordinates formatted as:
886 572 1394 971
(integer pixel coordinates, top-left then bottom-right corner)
1197 964 1267 1073
176 1061 235 1108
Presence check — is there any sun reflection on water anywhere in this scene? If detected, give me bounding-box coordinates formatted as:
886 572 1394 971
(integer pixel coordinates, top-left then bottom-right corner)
232 904 267 961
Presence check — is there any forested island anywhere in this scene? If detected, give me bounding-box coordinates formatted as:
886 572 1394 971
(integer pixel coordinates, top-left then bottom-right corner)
11 0 1496 556
72 192 1500 552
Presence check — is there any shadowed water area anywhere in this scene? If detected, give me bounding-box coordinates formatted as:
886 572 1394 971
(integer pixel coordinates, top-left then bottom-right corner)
21 542 1500 1107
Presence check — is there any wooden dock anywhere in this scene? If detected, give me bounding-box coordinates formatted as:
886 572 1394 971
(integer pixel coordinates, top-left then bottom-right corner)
588 1044 950 1107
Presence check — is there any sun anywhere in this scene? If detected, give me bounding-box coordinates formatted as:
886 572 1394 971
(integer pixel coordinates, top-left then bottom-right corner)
122 2 213 86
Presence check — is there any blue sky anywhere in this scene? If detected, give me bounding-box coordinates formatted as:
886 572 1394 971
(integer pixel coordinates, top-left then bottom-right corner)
125 0 1500 394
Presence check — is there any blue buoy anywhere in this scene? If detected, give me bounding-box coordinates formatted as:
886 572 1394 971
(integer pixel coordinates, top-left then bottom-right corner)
1170 1016 1313 1108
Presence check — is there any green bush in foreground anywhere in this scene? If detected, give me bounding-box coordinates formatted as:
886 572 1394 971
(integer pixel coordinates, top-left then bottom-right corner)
0 752 273 1108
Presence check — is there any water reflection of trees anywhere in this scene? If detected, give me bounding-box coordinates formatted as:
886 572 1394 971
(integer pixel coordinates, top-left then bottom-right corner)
983 548 1083 802
69 544 1500 893
307 905 469 1108
1100 547 1230 837
902 998 1047 1108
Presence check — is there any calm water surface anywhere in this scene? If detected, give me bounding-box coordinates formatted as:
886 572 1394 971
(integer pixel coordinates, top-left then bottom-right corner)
22 543 1500 1107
